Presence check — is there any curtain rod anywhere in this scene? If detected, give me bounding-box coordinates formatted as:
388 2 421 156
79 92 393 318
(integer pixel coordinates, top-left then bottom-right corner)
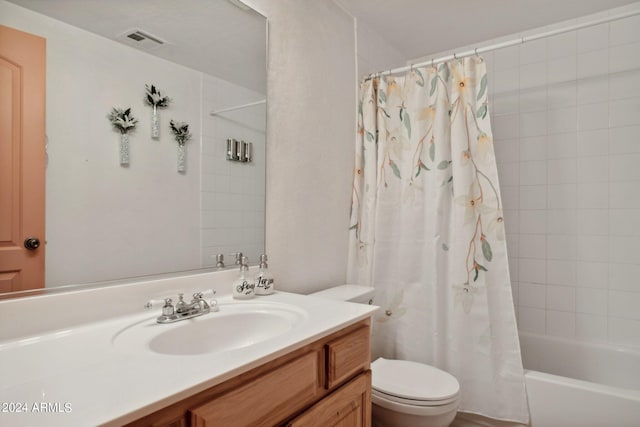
210 99 266 116
364 9 640 82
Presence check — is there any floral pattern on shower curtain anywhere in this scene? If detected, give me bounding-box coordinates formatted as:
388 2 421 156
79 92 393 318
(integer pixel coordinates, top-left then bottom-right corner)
347 57 529 424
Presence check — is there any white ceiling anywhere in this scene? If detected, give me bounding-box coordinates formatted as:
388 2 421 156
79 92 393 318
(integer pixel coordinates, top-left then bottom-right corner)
5 0 267 94
337 0 639 61
6 0 638 92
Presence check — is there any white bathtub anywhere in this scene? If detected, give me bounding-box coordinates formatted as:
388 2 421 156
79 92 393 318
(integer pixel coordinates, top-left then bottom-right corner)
520 332 640 427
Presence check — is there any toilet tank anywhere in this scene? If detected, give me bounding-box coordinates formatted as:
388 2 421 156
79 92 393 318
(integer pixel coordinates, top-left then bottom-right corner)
309 284 375 304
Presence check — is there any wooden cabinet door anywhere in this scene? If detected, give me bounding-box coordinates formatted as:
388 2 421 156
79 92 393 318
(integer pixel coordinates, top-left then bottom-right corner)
0 25 46 292
286 371 371 427
325 325 370 389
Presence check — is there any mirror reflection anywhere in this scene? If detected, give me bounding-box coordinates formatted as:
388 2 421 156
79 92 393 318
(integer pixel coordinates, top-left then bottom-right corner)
0 0 267 294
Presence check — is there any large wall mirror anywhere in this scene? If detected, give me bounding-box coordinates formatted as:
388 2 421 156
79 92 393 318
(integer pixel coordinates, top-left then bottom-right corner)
0 0 267 296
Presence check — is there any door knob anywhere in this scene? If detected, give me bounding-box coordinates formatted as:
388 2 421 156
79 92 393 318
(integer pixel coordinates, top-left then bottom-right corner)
24 237 40 250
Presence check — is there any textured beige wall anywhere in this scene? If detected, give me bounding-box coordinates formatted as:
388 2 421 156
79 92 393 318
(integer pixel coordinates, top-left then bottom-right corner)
243 0 357 293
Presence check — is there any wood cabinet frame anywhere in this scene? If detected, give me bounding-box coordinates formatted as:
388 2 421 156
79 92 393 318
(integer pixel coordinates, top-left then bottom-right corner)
125 318 371 427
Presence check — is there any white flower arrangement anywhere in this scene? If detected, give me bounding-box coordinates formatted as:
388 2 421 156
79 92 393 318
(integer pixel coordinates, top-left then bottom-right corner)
145 84 171 108
170 120 191 145
108 107 138 134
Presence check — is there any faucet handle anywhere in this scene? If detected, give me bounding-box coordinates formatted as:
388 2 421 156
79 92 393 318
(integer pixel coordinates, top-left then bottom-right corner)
228 252 243 265
196 289 218 311
189 290 215 309
214 253 225 268
162 298 174 316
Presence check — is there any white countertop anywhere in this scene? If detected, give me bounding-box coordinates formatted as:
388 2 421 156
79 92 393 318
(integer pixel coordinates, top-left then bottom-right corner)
0 291 377 426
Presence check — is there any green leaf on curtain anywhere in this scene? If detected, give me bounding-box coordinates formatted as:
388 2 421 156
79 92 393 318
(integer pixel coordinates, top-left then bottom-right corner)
390 160 401 178
366 131 375 142
437 160 451 170
379 90 387 103
349 223 358 230
429 76 437 96
429 142 435 161
415 69 425 87
442 243 449 251
416 160 430 177
447 176 453 183
477 74 488 100
477 104 488 119
481 238 493 262
404 113 412 138
399 107 404 121
439 63 450 82
381 107 391 118
473 262 488 282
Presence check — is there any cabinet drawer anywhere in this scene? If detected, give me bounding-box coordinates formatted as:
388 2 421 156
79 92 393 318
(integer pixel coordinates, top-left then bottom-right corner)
286 371 371 427
325 325 370 389
190 350 321 427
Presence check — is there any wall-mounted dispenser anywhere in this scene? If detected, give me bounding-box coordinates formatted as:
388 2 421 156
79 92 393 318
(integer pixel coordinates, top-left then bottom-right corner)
226 138 253 163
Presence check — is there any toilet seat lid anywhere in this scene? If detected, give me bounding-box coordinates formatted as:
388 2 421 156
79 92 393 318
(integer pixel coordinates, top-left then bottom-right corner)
371 358 460 402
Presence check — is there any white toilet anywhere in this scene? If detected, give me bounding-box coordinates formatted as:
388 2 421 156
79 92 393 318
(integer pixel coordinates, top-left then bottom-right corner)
310 284 460 427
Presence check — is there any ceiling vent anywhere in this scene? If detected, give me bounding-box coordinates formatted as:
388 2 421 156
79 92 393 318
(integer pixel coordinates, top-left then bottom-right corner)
116 29 166 50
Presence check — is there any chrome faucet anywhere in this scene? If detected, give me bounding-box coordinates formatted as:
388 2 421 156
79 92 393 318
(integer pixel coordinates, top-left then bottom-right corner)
146 290 218 324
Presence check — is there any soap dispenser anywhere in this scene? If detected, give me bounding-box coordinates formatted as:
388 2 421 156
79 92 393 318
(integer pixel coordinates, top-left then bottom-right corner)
232 255 255 299
255 254 274 295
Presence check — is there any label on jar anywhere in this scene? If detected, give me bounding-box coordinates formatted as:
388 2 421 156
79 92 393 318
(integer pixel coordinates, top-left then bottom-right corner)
233 279 255 299
256 276 274 295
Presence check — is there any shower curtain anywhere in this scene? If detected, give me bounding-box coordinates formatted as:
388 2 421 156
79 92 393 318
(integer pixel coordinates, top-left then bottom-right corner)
347 57 529 423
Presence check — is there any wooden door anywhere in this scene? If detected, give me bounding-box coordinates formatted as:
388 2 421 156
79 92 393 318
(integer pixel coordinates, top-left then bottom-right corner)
0 25 46 293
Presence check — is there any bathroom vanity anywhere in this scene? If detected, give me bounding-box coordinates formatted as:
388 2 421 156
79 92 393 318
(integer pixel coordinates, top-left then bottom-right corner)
0 274 377 427
126 319 371 426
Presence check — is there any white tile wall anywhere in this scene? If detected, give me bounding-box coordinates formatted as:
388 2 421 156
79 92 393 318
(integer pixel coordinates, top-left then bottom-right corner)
547 310 576 337
576 314 608 341
200 75 266 267
489 3 640 348
518 306 546 333
520 282 546 308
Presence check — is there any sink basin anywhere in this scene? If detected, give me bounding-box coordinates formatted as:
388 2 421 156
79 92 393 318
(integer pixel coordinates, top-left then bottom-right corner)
112 301 307 356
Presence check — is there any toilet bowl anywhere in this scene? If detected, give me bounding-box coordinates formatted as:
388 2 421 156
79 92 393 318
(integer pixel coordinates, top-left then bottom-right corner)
371 357 459 427
310 284 460 427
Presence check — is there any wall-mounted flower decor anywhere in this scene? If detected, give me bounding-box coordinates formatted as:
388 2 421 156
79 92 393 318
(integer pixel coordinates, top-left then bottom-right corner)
144 84 171 139
170 120 192 172
108 107 138 165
